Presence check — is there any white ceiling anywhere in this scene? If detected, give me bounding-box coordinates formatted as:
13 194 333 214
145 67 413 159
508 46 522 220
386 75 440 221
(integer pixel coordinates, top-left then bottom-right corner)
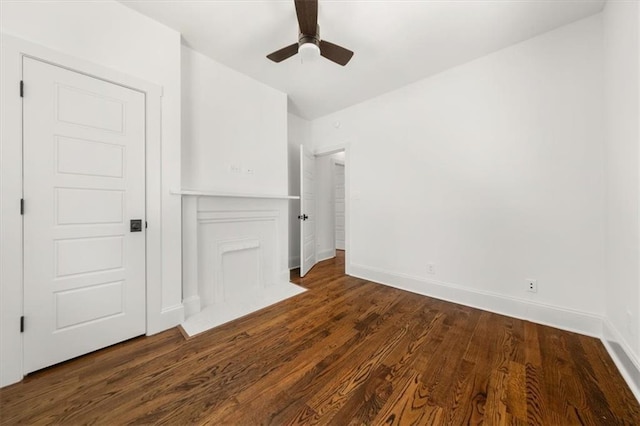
120 0 605 119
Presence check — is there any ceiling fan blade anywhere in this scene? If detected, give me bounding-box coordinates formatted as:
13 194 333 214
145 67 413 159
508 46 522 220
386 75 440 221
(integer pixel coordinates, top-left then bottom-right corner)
294 0 318 36
319 40 354 66
267 43 300 63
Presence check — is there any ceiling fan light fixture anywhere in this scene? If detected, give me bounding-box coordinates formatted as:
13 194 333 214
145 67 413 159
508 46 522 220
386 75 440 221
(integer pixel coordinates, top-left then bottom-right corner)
266 1 353 66
299 41 320 64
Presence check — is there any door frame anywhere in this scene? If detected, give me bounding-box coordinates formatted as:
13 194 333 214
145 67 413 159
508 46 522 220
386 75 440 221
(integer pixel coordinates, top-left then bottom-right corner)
314 143 351 275
0 34 164 386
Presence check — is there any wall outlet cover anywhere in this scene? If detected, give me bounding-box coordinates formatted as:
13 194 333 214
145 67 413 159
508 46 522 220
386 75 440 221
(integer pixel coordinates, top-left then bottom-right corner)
427 263 435 274
526 279 537 293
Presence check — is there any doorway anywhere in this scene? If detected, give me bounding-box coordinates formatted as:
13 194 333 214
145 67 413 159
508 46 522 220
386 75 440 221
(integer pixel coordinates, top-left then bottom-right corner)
302 149 347 275
292 145 349 278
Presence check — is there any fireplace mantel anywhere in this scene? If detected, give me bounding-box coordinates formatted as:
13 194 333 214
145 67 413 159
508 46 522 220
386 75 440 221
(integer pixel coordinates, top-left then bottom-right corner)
171 188 299 200
179 191 304 337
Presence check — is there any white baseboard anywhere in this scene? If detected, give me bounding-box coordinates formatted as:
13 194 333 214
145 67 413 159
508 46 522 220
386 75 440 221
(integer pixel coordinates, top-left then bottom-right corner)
289 251 334 270
349 263 602 338
290 250 338 270
316 249 336 263
602 319 640 402
147 304 184 336
182 296 201 318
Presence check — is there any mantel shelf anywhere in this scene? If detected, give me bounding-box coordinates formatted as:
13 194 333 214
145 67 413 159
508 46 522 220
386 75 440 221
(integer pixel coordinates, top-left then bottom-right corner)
171 189 300 200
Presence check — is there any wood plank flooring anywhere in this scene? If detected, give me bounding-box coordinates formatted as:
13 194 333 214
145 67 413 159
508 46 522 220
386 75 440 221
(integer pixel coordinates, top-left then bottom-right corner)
1 251 639 424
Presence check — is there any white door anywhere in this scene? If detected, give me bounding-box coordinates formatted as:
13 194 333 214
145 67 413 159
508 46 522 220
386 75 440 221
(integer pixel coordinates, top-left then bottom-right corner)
334 162 345 250
23 57 146 373
300 145 317 277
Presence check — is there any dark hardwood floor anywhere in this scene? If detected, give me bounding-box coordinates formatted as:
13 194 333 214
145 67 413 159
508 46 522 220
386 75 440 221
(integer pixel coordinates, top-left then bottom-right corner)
1 251 639 424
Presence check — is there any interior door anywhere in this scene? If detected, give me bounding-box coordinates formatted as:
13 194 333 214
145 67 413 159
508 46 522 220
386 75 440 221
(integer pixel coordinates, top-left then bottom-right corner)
334 162 345 250
23 57 146 373
300 144 316 277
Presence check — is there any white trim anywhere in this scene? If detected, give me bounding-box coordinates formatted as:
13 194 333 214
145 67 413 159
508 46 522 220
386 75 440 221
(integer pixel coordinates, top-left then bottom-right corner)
173 189 299 200
0 34 183 387
182 296 202 318
344 145 351 274
349 263 603 338
181 196 199 317
635 2 640 404
602 319 640 402
0 34 25 388
638 2 640 405
314 143 348 157
316 248 336 263
153 305 185 334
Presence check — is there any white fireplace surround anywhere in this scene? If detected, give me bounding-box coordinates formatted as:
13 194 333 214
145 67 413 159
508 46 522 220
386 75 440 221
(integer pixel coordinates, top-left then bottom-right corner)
178 190 303 336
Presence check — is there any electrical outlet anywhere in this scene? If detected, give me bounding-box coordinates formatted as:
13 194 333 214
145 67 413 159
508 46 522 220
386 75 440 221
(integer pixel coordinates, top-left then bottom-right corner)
427 263 435 275
243 167 254 175
526 279 537 293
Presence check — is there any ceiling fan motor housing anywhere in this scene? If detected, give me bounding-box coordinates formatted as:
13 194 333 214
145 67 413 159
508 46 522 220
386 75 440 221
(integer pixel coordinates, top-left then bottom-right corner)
298 25 320 48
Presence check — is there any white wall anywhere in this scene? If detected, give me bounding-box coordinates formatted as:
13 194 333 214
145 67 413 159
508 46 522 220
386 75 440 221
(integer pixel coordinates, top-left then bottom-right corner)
603 0 640 396
311 15 605 333
0 0 183 386
315 152 346 261
182 46 287 195
287 113 312 268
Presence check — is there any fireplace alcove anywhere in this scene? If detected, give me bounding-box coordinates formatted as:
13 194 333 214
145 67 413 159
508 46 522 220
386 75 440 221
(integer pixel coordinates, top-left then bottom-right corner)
177 189 304 337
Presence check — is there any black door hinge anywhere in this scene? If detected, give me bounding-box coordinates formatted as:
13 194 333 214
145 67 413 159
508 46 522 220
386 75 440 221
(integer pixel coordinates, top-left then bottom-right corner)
20 198 24 215
20 80 24 98
145 221 148 229
20 316 24 333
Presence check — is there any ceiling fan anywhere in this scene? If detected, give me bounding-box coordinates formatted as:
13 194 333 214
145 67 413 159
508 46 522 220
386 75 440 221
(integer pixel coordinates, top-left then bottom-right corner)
267 0 354 66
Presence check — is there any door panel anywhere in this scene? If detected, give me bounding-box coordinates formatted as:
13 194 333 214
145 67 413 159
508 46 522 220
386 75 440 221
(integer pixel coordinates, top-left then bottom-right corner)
56 188 124 224
55 281 124 329
300 145 316 277
56 135 124 178
23 57 146 373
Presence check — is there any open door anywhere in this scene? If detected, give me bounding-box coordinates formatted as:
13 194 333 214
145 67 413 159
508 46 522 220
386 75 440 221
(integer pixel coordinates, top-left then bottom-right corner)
300 144 317 277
